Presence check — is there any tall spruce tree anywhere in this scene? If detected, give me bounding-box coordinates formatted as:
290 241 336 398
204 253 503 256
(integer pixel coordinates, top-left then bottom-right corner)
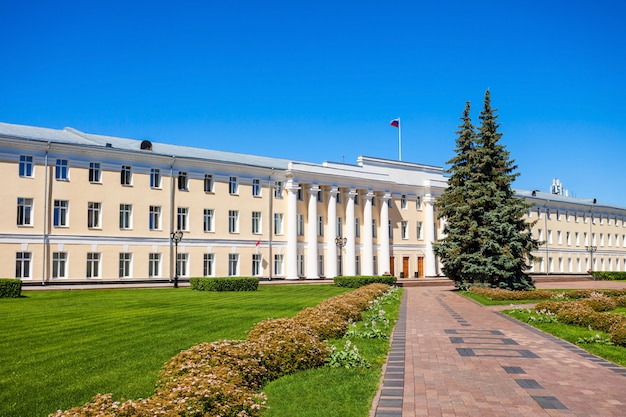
434 90 539 290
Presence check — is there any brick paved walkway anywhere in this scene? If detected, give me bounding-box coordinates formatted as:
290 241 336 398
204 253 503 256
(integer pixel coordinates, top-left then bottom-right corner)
372 281 626 417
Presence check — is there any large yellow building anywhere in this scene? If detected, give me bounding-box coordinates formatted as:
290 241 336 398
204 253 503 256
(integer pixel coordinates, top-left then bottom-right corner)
1 121 625 285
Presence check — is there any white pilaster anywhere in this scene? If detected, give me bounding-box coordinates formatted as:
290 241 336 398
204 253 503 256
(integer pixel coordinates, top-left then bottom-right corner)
379 194 391 275
326 187 339 278
362 191 374 275
286 181 299 280
345 189 357 276
424 192 437 277
306 185 320 279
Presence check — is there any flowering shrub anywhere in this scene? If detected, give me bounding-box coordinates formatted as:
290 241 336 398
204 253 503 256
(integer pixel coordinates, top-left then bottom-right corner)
610 322 626 346
578 296 617 312
590 312 625 333
52 284 390 417
615 296 626 307
555 304 597 327
469 286 553 301
327 340 370 369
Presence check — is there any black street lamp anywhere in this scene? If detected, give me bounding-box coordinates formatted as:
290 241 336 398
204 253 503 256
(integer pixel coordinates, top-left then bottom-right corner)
585 245 597 278
335 236 347 276
171 229 183 288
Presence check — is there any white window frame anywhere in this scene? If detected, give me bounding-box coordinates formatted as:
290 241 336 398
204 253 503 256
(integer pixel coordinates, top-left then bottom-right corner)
252 211 262 234
118 253 132 278
119 204 133 229
149 206 162 230
177 207 189 231
55 159 69 181
274 254 284 276
274 213 284 235
19 155 34 178
252 178 261 197
86 252 100 278
228 253 239 276
16 252 31 279
274 181 283 198
229 176 238 194
148 253 161 278
204 209 215 232
150 168 161 189
17 197 34 226
401 220 409 239
88 202 101 229
297 214 305 236
229 210 239 233
89 162 101 183
177 171 188 191
203 253 215 276
52 252 68 279
252 253 262 276
176 253 189 277
121 165 132 186
401 194 407 210
53 200 69 227
318 216 324 237
204 174 214 193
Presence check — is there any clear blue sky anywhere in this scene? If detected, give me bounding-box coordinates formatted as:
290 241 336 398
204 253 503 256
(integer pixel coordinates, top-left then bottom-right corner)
2 1 625 205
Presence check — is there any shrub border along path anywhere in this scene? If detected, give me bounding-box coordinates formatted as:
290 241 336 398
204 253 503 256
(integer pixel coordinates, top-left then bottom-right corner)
53 284 392 417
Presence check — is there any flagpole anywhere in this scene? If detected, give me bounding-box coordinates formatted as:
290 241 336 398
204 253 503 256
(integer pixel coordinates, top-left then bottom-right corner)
398 117 402 161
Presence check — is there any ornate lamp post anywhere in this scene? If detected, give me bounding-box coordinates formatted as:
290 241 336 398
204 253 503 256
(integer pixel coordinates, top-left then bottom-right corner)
335 236 347 276
170 229 183 288
585 245 597 279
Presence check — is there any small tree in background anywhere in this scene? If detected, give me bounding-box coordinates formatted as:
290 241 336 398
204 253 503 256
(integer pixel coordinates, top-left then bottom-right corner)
434 90 539 290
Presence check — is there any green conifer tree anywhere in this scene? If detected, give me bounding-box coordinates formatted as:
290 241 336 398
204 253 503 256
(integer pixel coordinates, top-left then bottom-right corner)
434 91 539 290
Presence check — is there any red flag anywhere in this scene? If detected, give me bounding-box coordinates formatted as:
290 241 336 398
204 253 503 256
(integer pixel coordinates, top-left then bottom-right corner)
390 118 400 128
255 240 260 247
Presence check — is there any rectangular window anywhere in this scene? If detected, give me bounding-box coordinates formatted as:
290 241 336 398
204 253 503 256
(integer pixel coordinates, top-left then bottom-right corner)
401 194 407 209
401 220 409 239
274 254 284 276
229 210 239 233
150 168 161 188
274 181 283 198
274 213 284 234
557 231 562 245
119 253 132 278
252 211 262 234
149 206 162 230
52 252 67 279
177 253 188 277
389 220 393 238
178 171 188 191
177 207 189 231
298 254 305 276
229 176 238 194
416 196 422 210
228 254 239 276
354 192 360 205
575 232 580 246
89 162 101 183
148 253 161 278
55 159 69 180
203 253 215 276
121 165 132 185
86 252 100 278
19 155 34 177
318 254 325 277
318 216 324 237
337 191 343 204
373 255 378 275
548 230 553 244
17 197 34 226
204 174 214 192
252 253 262 276
297 187 304 201
15 252 31 279
566 231 571 246
252 179 261 196
355 218 361 238
119 204 132 229
204 209 215 232
88 202 101 228
317 188 324 202
356 255 361 275
53 200 69 227
417 221 424 240
297 214 305 236
337 217 343 237
372 219 378 238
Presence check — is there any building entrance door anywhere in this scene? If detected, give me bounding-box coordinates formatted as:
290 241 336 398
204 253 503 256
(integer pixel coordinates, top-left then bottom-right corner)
402 256 409 278
418 256 424 278
389 256 395 276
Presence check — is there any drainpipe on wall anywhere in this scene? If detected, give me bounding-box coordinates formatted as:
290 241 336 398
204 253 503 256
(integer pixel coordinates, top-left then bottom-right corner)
41 142 51 285
169 157 176 282
268 169 274 280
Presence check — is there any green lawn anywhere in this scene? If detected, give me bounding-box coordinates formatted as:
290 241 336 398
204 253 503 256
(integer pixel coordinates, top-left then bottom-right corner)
0 285 350 417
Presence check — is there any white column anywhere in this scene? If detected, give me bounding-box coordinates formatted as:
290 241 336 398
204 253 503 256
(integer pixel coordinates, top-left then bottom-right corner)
306 185 320 279
379 194 391 275
345 189 357 276
362 191 374 275
286 181 299 280
424 192 437 277
326 187 338 278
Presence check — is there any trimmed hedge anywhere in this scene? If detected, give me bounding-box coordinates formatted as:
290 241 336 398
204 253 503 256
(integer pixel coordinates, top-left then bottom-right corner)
190 277 259 292
590 271 626 281
334 275 397 288
0 279 22 298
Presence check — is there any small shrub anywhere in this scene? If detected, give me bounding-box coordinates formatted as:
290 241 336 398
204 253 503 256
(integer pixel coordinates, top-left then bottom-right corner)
190 277 259 291
591 312 626 333
469 286 552 301
327 340 370 369
294 306 350 340
555 304 596 327
334 275 396 288
534 300 569 314
0 279 22 298
590 271 626 281
609 322 626 346
579 296 617 312
614 295 626 307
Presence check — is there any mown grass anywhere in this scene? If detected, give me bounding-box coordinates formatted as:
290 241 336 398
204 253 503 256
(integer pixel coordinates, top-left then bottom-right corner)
0 285 350 417
263 288 402 417
505 309 626 367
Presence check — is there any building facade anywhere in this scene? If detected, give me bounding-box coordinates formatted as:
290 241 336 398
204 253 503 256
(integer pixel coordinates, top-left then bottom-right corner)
2 121 626 284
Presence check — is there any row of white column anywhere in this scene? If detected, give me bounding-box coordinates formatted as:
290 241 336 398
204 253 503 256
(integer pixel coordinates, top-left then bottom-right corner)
285 182 437 279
